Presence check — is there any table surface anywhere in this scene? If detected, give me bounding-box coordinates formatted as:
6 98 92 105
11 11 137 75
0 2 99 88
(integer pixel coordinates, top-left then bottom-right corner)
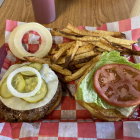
0 0 140 46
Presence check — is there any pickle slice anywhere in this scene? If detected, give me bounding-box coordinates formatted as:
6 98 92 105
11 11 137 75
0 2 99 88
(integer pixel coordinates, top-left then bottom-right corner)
20 65 35 76
24 77 38 92
21 63 42 76
23 79 47 103
12 73 25 92
0 79 13 98
20 71 35 76
29 63 43 71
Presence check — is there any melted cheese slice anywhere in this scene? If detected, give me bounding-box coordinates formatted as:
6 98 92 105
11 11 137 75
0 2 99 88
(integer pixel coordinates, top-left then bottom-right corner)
0 63 59 111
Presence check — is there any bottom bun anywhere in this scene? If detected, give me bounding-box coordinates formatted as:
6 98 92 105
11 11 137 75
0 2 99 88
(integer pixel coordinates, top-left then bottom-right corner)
0 83 62 122
77 100 132 121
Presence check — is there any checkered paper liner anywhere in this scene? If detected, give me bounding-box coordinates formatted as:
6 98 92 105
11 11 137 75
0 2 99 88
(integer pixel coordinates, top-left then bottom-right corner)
0 16 140 139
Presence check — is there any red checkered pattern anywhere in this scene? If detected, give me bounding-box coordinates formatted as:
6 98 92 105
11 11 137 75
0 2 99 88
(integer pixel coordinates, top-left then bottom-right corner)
1 17 140 139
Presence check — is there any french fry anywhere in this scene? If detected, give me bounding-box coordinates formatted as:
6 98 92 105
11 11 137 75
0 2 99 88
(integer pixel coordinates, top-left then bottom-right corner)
57 57 66 64
76 44 95 55
92 41 115 51
25 56 72 76
61 28 79 36
51 30 99 42
76 55 101 85
70 41 82 61
52 41 75 62
69 56 94 65
63 41 84 67
26 24 138 83
120 49 140 56
66 23 124 38
61 28 74 34
65 55 100 82
75 63 86 68
103 36 137 49
25 56 51 64
50 64 72 76
96 47 106 52
64 62 91 82
49 48 58 55
74 51 97 61
58 41 74 48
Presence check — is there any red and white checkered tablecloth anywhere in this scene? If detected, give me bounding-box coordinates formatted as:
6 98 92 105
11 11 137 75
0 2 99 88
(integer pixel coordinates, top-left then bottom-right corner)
1 16 140 140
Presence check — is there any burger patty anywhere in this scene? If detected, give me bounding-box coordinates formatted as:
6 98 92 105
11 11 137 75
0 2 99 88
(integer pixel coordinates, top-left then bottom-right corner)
0 82 62 122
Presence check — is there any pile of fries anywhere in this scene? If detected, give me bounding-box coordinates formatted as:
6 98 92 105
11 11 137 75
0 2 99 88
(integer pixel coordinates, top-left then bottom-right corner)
26 24 138 82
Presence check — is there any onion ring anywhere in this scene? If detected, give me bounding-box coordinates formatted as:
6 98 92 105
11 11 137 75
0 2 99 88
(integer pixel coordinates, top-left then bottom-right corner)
7 67 42 98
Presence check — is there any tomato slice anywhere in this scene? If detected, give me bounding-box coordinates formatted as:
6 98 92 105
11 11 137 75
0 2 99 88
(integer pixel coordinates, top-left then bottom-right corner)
93 64 140 107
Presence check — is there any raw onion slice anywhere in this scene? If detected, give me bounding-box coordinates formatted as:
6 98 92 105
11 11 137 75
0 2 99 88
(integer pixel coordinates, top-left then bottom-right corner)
7 67 42 98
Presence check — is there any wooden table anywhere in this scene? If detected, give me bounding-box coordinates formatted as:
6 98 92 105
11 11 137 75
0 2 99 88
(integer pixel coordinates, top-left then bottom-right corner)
0 0 140 46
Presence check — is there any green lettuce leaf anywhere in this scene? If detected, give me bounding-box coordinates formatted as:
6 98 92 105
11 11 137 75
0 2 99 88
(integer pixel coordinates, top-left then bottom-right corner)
76 51 140 117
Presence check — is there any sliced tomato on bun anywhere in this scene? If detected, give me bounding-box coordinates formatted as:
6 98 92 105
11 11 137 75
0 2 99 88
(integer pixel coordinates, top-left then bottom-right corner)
93 64 140 107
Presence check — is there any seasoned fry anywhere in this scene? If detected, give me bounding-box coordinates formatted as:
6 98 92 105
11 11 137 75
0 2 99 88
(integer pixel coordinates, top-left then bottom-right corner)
75 63 86 68
74 51 97 61
65 55 100 82
64 62 91 82
56 57 65 65
96 47 106 52
61 28 78 36
69 56 94 66
120 49 140 56
51 30 99 42
76 44 95 55
61 28 74 34
26 24 138 82
25 56 72 76
77 55 101 85
63 41 86 67
25 56 50 64
58 41 74 48
66 23 124 37
70 41 82 61
52 41 75 62
49 48 58 55
103 36 137 49
92 41 114 51
50 64 72 76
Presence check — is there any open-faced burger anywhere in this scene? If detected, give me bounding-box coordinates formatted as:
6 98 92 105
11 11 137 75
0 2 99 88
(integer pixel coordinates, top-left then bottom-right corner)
0 62 62 122
75 51 140 121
